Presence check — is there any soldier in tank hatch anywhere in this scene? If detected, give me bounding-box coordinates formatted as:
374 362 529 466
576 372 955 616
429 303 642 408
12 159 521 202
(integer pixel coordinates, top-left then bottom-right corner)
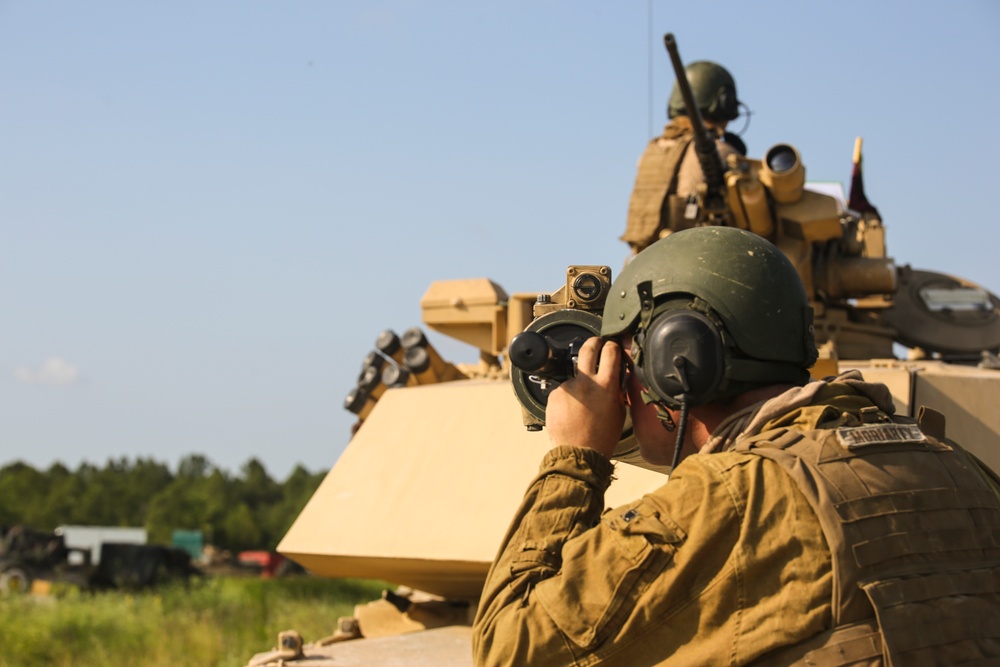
622 60 747 255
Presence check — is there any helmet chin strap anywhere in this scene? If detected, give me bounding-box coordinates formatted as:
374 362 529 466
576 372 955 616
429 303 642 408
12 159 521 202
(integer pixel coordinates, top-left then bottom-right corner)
649 399 676 431
645 394 687 476
648 393 689 476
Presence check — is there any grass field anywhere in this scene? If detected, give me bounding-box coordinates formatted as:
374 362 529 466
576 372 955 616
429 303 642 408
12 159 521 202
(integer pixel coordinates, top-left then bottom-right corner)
0 576 388 667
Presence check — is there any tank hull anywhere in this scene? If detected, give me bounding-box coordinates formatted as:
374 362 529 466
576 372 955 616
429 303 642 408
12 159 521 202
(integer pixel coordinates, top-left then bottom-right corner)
279 379 669 600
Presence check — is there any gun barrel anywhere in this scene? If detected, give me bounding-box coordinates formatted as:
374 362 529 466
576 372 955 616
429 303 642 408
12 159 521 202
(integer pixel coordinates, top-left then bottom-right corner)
662 33 726 195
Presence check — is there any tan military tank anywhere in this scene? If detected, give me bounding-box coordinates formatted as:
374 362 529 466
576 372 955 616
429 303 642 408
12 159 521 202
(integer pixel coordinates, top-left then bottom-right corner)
246 34 1000 667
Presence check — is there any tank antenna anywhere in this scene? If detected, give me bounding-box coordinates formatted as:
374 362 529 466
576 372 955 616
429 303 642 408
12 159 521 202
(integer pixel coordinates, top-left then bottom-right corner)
647 0 654 137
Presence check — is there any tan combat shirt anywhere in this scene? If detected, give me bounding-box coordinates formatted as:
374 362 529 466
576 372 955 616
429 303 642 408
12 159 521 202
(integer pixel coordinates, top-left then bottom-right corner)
472 387 887 666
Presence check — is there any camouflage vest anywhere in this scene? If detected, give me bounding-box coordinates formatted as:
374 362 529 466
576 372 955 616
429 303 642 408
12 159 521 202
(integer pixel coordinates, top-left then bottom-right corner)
734 417 1000 666
621 122 694 252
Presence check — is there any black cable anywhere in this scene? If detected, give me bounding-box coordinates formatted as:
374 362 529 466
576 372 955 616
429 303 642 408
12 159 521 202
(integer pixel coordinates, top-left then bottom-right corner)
668 398 690 474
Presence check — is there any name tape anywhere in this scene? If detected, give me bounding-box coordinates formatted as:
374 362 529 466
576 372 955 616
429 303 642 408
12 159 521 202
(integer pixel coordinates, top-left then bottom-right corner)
837 423 927 449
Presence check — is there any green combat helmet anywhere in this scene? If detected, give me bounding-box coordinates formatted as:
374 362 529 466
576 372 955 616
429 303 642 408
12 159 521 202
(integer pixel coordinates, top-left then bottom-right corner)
668 60 740 123
603 227 817 407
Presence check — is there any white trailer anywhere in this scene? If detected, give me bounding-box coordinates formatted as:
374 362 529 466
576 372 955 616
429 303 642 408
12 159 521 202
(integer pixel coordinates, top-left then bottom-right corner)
55 525 147 565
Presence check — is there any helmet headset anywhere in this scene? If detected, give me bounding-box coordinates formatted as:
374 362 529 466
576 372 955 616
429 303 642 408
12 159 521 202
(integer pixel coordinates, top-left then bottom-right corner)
603 227 818 469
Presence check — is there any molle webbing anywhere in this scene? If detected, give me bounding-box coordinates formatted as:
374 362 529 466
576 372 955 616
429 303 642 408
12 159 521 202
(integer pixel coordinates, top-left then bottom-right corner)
736 424 1000 665
622 134 692 249
748 619 883 667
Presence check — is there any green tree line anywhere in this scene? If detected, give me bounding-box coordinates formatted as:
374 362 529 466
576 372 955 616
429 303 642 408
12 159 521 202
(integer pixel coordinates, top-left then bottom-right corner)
0 455 327 552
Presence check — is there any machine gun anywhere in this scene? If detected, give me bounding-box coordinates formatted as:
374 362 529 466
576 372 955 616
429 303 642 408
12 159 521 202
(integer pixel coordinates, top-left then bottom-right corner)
663 32 731 225
658 35 1000 363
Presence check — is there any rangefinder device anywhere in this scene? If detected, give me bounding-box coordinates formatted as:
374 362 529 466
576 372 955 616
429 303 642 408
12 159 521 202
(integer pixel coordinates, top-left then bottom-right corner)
509 265 613 430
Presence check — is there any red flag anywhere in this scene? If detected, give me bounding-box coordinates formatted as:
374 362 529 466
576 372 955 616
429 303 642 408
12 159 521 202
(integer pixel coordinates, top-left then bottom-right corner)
848 136 880 219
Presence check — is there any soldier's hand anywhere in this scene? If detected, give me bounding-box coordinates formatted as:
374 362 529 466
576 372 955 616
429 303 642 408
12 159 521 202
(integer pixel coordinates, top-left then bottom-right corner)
545 337 626 458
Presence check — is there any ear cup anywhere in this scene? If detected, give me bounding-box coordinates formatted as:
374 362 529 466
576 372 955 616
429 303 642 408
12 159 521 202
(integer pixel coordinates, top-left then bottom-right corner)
636 310 725 407
708 85 739 122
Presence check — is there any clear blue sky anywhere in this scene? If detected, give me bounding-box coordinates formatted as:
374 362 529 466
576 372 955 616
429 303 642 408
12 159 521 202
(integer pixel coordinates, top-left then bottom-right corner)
3 1 998 479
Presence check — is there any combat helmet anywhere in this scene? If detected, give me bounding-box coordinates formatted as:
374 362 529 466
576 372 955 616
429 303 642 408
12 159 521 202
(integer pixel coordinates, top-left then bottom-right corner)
603 226 817 408
668 60 740 123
